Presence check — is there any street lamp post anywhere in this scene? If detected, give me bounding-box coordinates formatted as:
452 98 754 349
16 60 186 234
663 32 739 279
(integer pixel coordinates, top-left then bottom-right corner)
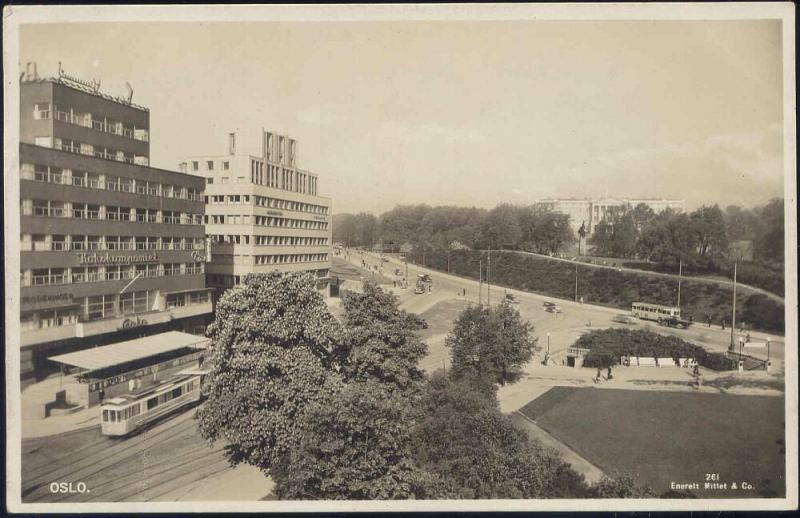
574 262 578 302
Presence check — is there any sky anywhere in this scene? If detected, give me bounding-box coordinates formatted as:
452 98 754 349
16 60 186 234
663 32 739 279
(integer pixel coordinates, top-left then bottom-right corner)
19 19 785 214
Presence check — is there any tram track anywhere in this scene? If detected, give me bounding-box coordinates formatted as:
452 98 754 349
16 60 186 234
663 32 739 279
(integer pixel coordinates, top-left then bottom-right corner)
42 439 227 503
22 408 201 501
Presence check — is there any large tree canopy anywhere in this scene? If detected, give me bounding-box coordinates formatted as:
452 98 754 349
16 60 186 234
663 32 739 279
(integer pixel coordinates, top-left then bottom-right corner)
336 282 428 394
447 301 538 386
196 272 343 474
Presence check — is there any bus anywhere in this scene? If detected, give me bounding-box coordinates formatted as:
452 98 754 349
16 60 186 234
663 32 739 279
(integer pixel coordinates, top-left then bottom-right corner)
631 302 681 323
100 373 204 436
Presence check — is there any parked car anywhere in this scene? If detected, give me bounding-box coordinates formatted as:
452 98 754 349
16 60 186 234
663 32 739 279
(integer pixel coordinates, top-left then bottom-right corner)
414 285 425 294
612 314 638 325
504 293 519 304
545 305 562 314
543 301 556 308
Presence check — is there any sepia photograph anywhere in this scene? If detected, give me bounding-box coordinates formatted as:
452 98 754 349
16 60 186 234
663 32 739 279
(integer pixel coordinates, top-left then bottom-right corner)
3 3 797 513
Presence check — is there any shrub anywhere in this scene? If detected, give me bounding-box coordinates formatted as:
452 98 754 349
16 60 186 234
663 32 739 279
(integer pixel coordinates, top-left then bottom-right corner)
573 329 736 371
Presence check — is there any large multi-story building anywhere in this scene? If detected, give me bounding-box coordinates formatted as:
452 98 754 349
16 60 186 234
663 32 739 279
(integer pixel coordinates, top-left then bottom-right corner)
180 130 332 296
18 67 213 378
533 197 686 235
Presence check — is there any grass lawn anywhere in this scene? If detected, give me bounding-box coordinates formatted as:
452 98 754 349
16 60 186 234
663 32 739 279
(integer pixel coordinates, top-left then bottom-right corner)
519 387 785 498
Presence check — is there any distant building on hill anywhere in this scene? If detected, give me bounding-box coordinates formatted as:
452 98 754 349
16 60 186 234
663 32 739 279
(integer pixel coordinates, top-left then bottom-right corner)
532 197 686 235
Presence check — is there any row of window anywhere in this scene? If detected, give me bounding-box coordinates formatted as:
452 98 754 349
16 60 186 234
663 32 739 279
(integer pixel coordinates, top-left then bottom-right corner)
21 234 205 252
207 234 329 247
21 163 203 201
210 253 329 265
206 214 328 230
191 159 230 172
21 263 205 287
21 199 203 225
207 269 329 288
33 102 149 142
254 253 329 265
207 194 327 215
34 136 149 166
22 290 209 332
249 159 318 196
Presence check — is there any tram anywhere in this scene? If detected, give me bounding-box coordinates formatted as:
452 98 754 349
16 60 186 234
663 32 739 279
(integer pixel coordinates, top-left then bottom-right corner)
100 373 204 436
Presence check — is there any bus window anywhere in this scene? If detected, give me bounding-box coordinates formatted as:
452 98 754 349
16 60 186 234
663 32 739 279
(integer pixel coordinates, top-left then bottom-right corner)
147 397 158 410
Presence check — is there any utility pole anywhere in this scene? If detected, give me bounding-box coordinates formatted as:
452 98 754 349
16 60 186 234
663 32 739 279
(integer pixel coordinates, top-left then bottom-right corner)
730 259 738 348
447 249 451 273
487 249 491 306
479 259 483 304
677 259 682 309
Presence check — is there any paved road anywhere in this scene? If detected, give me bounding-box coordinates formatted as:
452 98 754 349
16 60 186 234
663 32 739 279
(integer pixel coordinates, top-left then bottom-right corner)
20 404 269 503
339 251 785 370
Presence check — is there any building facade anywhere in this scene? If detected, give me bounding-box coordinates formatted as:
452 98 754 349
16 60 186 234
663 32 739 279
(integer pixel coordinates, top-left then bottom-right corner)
18 71 212 378
180 130 332 295
533 197 686 235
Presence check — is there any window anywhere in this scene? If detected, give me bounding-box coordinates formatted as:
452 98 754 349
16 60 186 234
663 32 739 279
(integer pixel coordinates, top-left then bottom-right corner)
207 160 214 171
33 103 51 120
192 161 199 171
223 161 230 170
34 137 52 148
206 177 214 185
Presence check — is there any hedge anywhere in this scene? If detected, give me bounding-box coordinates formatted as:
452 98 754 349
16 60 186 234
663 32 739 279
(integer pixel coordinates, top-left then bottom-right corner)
407 249 784 334
573 328 736 371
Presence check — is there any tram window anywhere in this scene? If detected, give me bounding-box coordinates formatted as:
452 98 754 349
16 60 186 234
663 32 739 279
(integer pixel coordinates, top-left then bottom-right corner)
102 410 108 422
172 387 182 399
131 404 141 417
147 397 157 410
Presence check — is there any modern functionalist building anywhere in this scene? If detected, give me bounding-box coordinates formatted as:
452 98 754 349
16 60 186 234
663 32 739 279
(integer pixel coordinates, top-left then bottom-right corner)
180 130 332 296
18 69 213 379
533 197 686 235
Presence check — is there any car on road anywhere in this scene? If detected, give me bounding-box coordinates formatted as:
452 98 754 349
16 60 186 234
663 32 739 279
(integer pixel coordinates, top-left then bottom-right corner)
543 301 556 308
414 285 425 294
545 305 562 314
504 293 519 304
658 316 693 329
612 314 638 325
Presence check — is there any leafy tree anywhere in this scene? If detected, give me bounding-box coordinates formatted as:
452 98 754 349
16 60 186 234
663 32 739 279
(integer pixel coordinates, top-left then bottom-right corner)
272 381 432 500
753 198 784 265
447 301 538 386
411 371 590 498
337 282 428 394
333 212 379 248
379 205 432 246
690 205 728 260
479 204 525 250
196 272 343 475
590 473 656 498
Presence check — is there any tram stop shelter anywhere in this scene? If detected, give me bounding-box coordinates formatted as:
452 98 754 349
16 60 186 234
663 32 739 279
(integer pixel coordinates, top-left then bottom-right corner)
48 331 210 408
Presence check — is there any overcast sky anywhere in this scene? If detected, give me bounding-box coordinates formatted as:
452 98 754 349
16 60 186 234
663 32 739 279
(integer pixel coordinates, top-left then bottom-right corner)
19 19 784 214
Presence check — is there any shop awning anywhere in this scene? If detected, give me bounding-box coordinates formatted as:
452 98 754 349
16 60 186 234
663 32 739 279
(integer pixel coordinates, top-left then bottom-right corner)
48 331 209 371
